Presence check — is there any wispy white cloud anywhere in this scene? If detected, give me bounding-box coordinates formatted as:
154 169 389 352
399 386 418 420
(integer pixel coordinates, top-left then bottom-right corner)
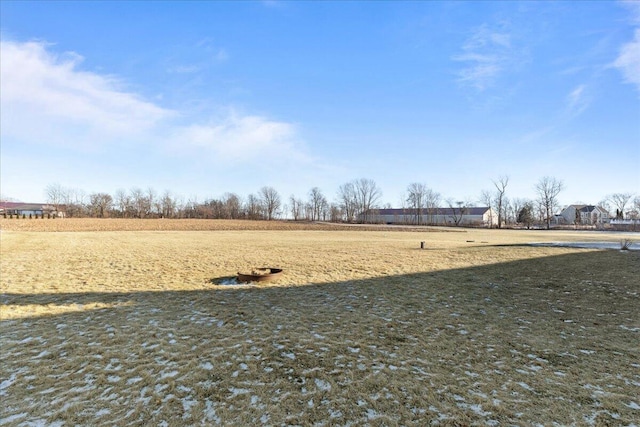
611 1 640 94
0 39 173 148
613 28 640 94
565 84 590 117
168 113 302 162
0 39 305 163
452 24 515 91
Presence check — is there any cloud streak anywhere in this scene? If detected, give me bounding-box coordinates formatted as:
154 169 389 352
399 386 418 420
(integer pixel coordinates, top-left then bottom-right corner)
565 84 590 117
613 28 640 94
452 24 514 91
0 40 174 148
0 39 305 162
169 113 300 162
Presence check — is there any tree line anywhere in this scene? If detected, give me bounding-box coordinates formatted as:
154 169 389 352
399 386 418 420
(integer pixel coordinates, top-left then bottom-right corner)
37 177 639 228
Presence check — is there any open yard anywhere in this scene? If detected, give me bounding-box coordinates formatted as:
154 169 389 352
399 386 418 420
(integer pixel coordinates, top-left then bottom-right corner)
1 219 639 426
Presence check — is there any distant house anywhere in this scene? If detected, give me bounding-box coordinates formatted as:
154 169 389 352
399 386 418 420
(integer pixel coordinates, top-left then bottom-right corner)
0 202 64 218
360 207 498 227
560 205 609 225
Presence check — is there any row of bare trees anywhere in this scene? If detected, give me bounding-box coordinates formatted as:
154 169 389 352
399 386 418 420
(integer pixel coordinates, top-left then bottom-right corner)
41 179 383 222
40 178 639 226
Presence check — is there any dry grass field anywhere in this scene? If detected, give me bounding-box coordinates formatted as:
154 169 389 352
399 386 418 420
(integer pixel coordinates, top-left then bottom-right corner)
1 219 639 426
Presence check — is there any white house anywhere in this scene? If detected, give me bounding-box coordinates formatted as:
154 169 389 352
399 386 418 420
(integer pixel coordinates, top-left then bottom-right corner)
361 207 498 227
560 205 610 225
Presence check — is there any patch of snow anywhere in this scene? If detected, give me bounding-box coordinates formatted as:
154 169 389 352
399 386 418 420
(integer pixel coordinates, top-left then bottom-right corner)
95 409 111 417
314 379 331 392
518 382 534 392
282 352 295 360
228 387 250 398
126 377 143 385
0 373 17 395
182 397 197 416
16 420 64 427
201 362 213 371
530 241 640 251
204 400 221 423
457 403 491 417
328 409 343 418
0 413 27 424
161 370 178 379
366 409 380 419
107 375 121 383
627 401 640 410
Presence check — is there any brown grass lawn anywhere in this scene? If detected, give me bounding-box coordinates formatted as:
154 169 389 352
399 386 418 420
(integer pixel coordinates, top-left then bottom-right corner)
1 219 639 426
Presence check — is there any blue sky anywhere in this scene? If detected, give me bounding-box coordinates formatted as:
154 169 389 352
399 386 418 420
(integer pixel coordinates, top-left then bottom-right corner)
1 1 639 208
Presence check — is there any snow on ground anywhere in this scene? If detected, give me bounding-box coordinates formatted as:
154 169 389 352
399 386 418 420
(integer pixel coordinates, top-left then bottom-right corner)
529 241 640 251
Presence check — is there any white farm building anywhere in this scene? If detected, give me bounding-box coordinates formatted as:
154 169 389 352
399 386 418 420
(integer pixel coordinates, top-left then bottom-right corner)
360 207 498 227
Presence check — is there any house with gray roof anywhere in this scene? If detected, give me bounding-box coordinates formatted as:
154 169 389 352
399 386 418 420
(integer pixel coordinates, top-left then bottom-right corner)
0 202 64 218
560 205 610 225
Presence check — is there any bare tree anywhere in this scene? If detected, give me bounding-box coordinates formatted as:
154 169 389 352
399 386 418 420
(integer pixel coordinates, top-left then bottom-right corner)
480 190 494 227
114 189 131 218
222 193 242 219
406 182 428 225
88 193 113 218
244 194 260 220
337 182 358 223
130 187 150 218
289 195 304 221
493 175 509 228
354 178 382 223
147 187 158 217
329 204 342 222
44 183 66 210
447 199 469 226
425 188 441 225
535 176 564 229
320 197 330 221
629 196 640 219
608 192 634 219
160 190 178 218
308 187 327 221
63 187 87 217
509 197 529 226
259 187 281 220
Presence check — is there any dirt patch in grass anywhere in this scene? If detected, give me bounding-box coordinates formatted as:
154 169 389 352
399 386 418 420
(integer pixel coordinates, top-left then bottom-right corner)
1 229 638 425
